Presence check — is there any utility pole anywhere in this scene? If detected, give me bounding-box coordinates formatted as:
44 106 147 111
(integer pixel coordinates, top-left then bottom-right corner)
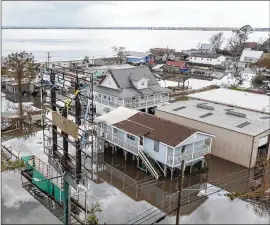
176 160 185 225
47 52 51 68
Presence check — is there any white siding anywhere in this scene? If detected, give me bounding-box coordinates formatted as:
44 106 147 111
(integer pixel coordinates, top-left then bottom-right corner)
99 73 118 90
156 110 255 168
258 135 269 147
188 56 226 66
143 137 167 164
132 77 149 90
95 102 118 116
179 133 211 147
137 77 148 89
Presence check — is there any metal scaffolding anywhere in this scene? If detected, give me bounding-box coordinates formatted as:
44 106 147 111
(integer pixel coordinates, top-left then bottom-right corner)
40 65 101 224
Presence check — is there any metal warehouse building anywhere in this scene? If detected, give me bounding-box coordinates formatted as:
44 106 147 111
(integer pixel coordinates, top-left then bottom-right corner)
155 99 270 168
187 88 270 114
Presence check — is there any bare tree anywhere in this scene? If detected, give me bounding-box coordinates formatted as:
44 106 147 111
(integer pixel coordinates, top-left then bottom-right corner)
256 36 270 52
196 42 202 51
227 25 253 60
112 46 126 64
3 51 39 132
209 32 224 52
83 55 89 64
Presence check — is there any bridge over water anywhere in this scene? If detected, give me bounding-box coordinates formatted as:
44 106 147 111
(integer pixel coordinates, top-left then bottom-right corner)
2 26 270 32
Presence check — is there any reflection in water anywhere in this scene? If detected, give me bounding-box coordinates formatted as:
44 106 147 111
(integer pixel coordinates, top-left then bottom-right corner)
95 147 270 224
2 171 62 224
96 147 209 222
2 131 270 224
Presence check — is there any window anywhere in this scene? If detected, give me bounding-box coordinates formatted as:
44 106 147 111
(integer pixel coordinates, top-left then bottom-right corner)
104 95 106 99
127 134 135 140
111 97 114 101
154 141 159 152
113 128 117 133
140 137 143 146
141 96 144 99
201 58 203 60
141 81 145 86
181 146 186 154
103 124 107 130
108 97 110 100
194 57 196 60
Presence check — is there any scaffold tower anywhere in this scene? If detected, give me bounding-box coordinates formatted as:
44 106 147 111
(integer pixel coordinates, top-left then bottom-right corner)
39 65 100 224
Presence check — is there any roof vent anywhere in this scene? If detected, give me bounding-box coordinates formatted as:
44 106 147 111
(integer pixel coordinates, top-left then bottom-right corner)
200 113 213 118
236 121 251 128
226 110 246 118
197 103 214 110
173 106 187 111
260 117 270 119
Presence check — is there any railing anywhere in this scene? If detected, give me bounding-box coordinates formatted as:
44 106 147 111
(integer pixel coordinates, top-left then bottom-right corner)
94 95 169 108
124 96 170 108
167 146 210 166
138 149 159 179
94 97 122 107
101 132 139 155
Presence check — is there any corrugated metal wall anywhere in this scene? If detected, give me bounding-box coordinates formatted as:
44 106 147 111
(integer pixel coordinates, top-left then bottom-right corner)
156 110 256 168
252 131 270 167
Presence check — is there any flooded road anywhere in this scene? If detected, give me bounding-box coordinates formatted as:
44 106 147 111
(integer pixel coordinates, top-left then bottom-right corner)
2 131 270 224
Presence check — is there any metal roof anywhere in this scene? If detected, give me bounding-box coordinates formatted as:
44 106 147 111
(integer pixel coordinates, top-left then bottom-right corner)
240 49 263 62
130 73 147 81
188 88 270 114
156 99 270 136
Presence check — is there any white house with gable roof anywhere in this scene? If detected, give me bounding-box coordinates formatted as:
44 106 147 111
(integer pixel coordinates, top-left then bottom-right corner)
239 49 264 67
93 66 170 115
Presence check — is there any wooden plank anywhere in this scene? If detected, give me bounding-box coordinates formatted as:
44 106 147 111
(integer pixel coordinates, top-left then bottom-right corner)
52 111 78 140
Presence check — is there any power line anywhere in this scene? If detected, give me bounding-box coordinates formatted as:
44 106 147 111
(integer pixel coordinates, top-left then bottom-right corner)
175 161 185 225
144 168 270 225
125 161 269 224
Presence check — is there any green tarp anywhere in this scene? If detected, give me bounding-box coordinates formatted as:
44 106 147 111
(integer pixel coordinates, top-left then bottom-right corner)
21 155 63 202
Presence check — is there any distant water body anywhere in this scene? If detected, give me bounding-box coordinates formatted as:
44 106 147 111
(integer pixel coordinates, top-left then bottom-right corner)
2 29 269 62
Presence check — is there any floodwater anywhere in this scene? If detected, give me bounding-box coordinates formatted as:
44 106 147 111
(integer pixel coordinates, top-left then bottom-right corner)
1 171 61 224
2 132 270 224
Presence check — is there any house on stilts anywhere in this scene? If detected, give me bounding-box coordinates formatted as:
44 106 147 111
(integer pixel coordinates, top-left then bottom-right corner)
95 106 214 180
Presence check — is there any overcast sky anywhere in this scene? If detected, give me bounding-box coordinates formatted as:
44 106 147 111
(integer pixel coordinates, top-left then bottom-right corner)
2 1 270 27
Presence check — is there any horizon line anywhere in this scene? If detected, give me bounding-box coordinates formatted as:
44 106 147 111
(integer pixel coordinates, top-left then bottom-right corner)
2 26 270 32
